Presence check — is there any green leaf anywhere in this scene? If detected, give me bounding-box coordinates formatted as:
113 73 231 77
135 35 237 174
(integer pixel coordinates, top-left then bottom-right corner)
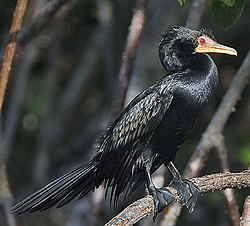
212 0 245 31
177 0 185 6
238 143 250 166
220 0 236 7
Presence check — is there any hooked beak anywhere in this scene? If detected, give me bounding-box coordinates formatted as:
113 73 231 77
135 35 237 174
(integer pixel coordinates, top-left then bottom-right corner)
195 42 237 56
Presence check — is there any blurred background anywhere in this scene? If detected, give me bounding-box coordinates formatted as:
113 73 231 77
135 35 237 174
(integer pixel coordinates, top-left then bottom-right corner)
1 0 250 225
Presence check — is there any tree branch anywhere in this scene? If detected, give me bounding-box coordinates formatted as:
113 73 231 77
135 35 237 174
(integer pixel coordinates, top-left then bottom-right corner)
0 1 28 226
185 0 207 29
105 170 250 226
111 0 147 118
17 0 74 47
216 137 240 226
0 0 28 112
241 195 250 226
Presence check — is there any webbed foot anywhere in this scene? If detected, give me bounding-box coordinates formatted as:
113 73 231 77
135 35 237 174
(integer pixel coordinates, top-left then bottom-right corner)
148 186 175 220
145 165 176 220
169 177 199 212
167 161 200 212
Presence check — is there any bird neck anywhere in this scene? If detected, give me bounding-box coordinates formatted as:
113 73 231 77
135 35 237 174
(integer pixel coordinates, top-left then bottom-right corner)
188 54 216 74
159 49 213 74
170 54 219 105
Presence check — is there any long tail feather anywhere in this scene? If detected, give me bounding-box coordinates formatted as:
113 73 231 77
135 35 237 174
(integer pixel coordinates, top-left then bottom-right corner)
10 156 100 214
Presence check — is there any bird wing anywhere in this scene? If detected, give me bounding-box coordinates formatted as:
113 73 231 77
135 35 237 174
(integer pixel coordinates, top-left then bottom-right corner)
109 90 173 150
95 85 173 190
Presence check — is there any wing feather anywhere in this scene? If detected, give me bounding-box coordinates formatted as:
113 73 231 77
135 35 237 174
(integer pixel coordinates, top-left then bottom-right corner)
95 86 173 200
110 91 173 150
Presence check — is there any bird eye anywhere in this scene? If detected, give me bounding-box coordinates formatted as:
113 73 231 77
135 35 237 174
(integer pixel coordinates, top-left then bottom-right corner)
199 37 205 44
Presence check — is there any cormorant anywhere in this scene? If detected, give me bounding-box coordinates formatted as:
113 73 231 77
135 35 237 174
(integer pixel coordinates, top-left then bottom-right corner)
11 26 237 219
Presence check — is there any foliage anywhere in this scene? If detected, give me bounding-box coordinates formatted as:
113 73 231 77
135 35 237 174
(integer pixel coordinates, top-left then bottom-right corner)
212 0 245 31
238 143 250 166
177 0 185 6
176 0 246 31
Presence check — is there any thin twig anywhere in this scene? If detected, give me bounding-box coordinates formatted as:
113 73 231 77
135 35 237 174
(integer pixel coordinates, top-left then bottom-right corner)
241 195 250 226
223 189 241 226
111 0 147 118
159 204 182 226
105 170 250 226
216 137 240 226
0 0 28 112
17 0 74 47
3 0 48 162
0 1 28 226
185 0 207 29
216 135 229 171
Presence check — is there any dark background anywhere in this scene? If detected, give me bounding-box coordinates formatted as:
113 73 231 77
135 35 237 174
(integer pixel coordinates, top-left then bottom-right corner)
1 0 250 225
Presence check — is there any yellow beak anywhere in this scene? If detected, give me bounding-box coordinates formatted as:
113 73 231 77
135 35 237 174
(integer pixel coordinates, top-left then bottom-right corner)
195 43 237 56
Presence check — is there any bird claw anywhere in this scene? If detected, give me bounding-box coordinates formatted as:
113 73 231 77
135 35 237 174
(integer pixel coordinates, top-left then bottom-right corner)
150 187 175 221
169 178 199 212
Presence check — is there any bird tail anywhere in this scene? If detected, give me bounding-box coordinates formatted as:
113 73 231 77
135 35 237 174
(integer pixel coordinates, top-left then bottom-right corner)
10 155 100 214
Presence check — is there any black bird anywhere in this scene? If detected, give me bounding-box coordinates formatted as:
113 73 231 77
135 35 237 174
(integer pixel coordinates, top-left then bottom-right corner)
11 26 237 218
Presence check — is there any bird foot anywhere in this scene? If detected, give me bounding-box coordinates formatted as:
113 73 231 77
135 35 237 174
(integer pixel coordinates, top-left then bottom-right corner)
149 186 175 221
169 178 199 212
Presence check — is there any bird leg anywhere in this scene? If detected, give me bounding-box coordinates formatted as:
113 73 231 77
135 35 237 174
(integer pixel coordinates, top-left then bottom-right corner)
167 161 199 212
145 167 175 220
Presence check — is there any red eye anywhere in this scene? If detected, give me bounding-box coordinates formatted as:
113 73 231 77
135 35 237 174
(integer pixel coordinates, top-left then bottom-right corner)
199 37 205 44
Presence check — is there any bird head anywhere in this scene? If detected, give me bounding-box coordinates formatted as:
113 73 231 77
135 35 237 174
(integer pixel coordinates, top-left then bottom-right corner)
159 26 237 72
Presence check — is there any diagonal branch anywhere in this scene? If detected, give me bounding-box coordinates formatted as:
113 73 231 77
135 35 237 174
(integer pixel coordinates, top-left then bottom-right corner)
17 0 74 47
241 195 250 226
111 0 147 119
105 170 250 226
185 0 207 29
0 1 28 226
216 137 240 226
0 0 28 112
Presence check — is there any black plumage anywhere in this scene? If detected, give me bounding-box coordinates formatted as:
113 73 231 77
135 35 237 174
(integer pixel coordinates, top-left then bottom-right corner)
11 26 237 217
